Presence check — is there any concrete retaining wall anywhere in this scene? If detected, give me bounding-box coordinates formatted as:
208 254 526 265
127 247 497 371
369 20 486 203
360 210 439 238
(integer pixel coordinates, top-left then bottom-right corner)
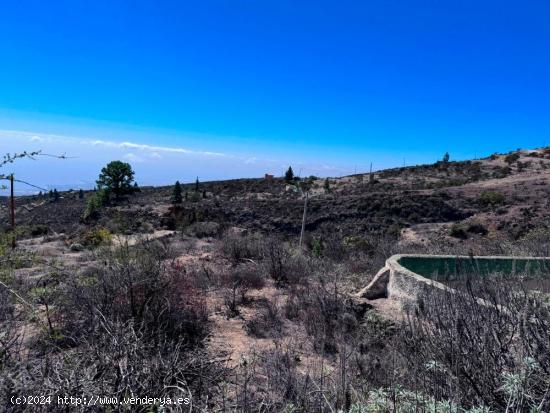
356 254 550 308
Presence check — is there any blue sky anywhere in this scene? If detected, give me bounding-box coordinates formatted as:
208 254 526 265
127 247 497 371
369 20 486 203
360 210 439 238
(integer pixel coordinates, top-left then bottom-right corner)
1 1 549 192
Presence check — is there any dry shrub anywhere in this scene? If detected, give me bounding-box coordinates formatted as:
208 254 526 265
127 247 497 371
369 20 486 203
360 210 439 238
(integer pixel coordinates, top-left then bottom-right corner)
185 221 220 238
219 230 264 265
284 279 361 356
244 299 283 339
1 321 222 412
186 262 219 290
60 241 209 346
262 238 311 287
221 263 265 316
0 282 19 368
399 275 550 411
0 239 221 411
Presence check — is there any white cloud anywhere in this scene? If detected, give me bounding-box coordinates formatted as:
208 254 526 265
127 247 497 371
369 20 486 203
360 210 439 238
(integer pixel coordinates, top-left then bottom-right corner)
0 125 348 185
0 130 228 158
88 139 227 157
150 152 162 160
123 153 144 163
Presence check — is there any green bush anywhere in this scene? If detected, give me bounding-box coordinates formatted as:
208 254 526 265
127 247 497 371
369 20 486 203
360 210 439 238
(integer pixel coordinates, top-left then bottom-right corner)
83 227 112 247
467 222 488 235
450 223 468 239
189 191 201 202
449 222 488 239
504 153 520 164
82 189 109 221
479 190 505 206
30 224 50 237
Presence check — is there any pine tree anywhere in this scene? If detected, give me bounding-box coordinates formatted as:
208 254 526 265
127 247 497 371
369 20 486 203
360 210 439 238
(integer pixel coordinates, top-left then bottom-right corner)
284 166 294 183
172 181 183 204
78 189 84 199
195 177 200 192
96 160 136 200
324 178 330 191
53 189 59 202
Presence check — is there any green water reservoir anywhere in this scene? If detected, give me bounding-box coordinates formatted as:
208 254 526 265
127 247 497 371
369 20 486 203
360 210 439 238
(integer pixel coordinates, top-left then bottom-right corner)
398 256 550 281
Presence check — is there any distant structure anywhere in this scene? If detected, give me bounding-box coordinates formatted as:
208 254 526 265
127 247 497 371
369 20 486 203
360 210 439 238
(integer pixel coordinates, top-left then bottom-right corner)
264 173 274 181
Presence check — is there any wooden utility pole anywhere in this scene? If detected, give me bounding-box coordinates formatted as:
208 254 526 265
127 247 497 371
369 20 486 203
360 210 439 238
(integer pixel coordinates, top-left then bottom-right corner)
299 190 309 248
10 174 16 249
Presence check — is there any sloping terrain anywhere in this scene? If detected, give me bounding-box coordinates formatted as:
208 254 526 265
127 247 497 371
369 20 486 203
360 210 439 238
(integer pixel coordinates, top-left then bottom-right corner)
2 148 550 412
3 147 550 244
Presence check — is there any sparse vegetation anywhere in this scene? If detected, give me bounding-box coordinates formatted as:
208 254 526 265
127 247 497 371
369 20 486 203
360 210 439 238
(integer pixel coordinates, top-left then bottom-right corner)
3 146 550 412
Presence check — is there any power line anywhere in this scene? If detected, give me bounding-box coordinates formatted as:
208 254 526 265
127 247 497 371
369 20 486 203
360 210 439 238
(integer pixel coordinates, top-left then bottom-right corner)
39 153 78 159
13 178 49 192
0 177 48 192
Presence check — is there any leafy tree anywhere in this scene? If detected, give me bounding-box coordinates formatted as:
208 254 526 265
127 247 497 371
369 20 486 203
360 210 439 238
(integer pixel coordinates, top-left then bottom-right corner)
53 189 59 202
323 178 330 191
442 152 450 164
78 189 84 199
172 181 183 204
96 161 136 199
284 166 294 183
